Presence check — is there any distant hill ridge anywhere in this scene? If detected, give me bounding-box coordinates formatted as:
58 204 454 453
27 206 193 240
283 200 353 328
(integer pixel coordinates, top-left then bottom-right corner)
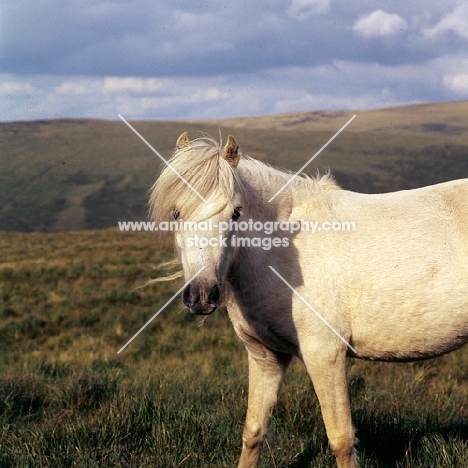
1 101 467 232
197 102 468 138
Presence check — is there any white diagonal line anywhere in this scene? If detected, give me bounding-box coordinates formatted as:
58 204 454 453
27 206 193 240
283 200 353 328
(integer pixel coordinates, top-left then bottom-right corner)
268 114 356 202
268 266 357 354
118 114 207 203
117 266 206 354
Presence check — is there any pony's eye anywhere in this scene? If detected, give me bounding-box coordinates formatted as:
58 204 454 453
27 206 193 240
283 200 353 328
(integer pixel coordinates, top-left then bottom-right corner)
232 206 242 221
172 208 180 220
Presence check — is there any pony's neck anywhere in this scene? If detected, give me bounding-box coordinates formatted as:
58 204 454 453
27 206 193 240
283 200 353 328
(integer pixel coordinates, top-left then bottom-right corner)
236 159 300 221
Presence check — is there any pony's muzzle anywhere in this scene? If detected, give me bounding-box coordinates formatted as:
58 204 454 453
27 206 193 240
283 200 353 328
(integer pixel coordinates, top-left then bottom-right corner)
182 283 221 315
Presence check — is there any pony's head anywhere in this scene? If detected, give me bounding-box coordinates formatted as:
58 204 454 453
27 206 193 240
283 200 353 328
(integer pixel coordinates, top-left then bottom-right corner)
149 132 243 315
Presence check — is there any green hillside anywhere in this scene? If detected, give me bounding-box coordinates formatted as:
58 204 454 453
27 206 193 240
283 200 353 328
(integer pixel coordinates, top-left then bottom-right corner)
1 102 467 232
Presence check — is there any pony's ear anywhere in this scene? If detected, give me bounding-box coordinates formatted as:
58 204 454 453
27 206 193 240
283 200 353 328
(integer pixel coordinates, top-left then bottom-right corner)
176 132 190 149
221 135 240 168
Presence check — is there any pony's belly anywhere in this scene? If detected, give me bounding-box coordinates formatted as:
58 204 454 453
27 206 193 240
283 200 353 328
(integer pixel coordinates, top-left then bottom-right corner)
343 268 468 361
350 320 468 361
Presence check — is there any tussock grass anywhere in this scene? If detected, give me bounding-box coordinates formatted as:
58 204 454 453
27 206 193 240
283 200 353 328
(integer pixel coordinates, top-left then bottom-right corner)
1 230 467 466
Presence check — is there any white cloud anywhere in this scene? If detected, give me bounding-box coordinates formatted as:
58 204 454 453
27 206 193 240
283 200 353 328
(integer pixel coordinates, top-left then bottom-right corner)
444 73 468 93
103 77 168 94
191 88 223 103
352 10 408 38
424 4 468 40
288 0 330 20
0 80 35 95
3 54 464 123
55 79 102 96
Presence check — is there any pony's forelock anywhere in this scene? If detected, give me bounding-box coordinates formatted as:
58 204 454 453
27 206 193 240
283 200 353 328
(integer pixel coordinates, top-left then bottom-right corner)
148 136 236 228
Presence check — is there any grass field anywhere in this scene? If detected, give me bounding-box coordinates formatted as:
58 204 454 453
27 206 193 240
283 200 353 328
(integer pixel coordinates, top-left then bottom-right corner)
1 230 468 467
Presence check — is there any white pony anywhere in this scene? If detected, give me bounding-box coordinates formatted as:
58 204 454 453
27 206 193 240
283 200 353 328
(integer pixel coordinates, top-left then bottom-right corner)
149 132 468 468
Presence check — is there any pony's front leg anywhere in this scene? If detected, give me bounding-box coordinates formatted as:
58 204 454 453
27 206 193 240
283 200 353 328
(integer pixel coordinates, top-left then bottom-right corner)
238 348 292 468
302 345 357 468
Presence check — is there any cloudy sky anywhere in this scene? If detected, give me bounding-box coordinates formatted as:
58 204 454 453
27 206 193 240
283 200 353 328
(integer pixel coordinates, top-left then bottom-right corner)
1 0 467 121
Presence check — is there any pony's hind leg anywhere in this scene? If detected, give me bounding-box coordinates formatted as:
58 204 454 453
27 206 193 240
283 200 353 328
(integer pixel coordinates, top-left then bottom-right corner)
302 344 357 468
238 347 292 468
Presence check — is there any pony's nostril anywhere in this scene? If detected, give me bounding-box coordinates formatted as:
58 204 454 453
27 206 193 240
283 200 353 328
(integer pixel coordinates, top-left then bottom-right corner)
183 284 200 306
208 284 221 305
182 284 191 305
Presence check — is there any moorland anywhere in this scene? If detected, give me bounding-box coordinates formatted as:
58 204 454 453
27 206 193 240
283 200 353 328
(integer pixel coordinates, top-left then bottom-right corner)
1 101 468 467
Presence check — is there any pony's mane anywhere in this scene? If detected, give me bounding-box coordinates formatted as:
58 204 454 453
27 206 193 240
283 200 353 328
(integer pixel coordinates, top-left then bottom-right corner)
148 135 340 227
237 156 339 193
